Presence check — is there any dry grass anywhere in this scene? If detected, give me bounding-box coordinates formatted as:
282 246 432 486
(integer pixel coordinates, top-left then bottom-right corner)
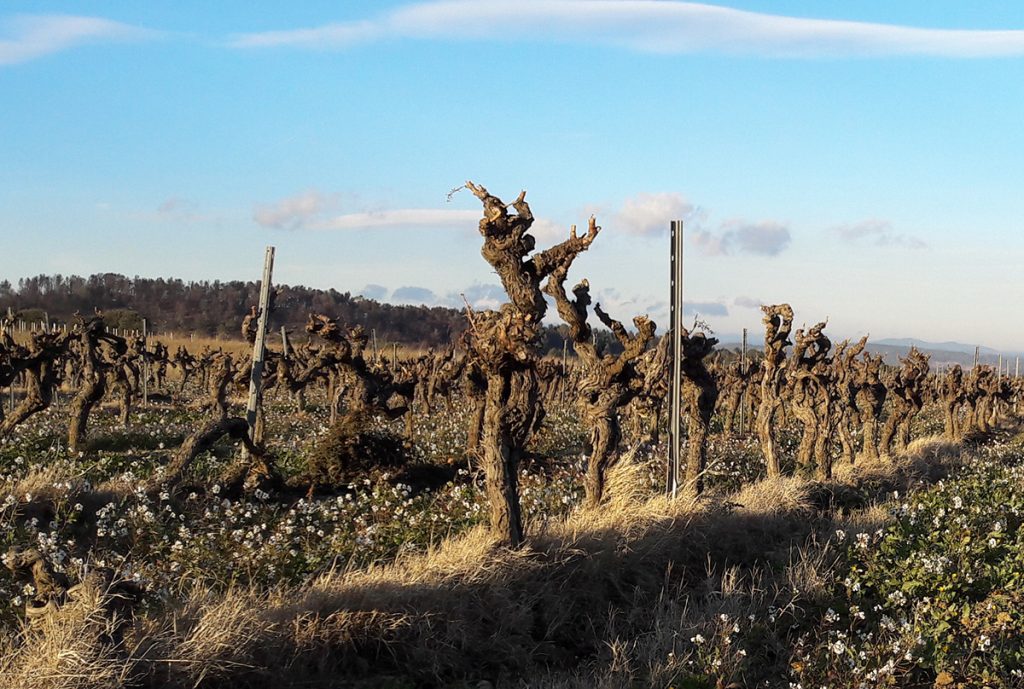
0 591 138 689
0 436 966 687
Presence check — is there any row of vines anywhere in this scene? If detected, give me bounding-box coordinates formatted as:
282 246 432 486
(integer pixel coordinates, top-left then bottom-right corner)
0 183 1021 660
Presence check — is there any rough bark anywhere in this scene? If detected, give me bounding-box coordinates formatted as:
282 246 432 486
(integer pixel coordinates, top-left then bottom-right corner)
853 352 886 461
678 329 718 499
786 321 833 479
939 365 965 440
756 304 794 477
67 315 126 453
879 348 930 457
831 337 867 465
0 331 69 438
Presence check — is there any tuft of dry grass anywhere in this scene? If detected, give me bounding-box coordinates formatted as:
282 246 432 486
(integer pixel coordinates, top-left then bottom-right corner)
0 591 138 689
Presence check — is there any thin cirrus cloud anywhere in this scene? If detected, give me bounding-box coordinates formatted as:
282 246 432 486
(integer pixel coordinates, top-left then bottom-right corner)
832 219 928 249
252 189 479 231
227 1 1024 59
0 14 154 66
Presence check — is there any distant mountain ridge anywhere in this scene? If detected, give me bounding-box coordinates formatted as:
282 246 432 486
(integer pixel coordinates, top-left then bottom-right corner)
872 338 1003 356
717 334 1020 370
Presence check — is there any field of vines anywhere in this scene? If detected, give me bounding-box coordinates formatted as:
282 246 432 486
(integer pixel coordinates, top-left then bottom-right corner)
1 185 1023 688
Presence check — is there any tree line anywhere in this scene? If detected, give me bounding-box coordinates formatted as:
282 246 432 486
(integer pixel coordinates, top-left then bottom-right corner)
0 273 615 353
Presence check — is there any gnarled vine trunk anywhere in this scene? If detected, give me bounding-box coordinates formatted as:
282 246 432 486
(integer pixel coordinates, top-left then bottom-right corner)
462 182 597 546
756 304 793 477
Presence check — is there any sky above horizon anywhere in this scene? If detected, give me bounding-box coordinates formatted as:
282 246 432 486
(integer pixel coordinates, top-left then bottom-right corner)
2 1 1023 350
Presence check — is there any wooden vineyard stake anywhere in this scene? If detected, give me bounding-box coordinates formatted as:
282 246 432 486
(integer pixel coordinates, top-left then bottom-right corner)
739 327 747 435
246 246 275 445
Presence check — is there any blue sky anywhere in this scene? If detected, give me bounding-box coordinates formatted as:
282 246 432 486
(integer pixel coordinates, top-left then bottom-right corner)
2 1 1023 349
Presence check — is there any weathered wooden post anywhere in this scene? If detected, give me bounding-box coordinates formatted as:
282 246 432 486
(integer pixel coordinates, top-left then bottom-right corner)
739 327 747 435
974 346 980 369
246 246 276 445
141 318 149 406
371 328 378 363
667 219 684 498
1016 356 1021 415
280 326 290 357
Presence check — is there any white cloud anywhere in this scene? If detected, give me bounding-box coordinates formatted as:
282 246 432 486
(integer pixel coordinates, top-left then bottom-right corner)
615 192 698 237
0 14 153 66
528 217 574 245
228 1 1024 58
832 219 928 249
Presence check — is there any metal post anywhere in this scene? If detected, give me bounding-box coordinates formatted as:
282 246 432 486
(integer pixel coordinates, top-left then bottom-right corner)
998 354 1003 379
246 246 276 444
668 219 684 498
739 327 747 435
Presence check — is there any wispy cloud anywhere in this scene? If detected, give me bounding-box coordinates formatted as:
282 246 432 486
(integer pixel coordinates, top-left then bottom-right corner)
733 295 762 308
253 189 480 231
693 220 791 256
832 219 927 249
253 189 340 230
357 284 389 301
319 208 479 230
392 285 437 304
0 14 153 66
228 1 1024 58
684 300 729 317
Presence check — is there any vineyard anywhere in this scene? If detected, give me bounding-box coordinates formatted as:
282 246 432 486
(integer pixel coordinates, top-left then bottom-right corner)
1 186 1023 688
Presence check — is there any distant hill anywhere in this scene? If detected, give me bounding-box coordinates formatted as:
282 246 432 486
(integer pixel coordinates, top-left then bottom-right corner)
716 334 1020 370
872 338 1000 356
0 273 618 355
